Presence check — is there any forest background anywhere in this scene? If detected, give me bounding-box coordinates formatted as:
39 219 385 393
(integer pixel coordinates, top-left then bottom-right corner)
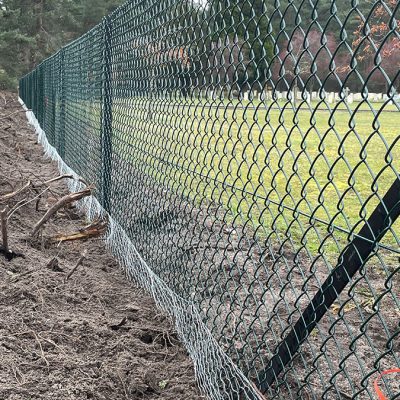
1 0 398 92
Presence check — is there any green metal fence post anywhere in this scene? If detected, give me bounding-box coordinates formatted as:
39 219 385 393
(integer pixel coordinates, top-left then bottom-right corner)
100 15 113 213
59 49 66 159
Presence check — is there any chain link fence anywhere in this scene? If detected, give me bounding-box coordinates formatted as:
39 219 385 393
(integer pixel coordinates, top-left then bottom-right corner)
19 0 400 399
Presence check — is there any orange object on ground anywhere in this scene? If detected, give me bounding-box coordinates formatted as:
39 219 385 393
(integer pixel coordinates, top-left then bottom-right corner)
374 368 400 400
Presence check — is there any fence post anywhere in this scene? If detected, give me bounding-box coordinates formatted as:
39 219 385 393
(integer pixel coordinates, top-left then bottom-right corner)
59 48 66 159
100 16 113 213
38 66 44 126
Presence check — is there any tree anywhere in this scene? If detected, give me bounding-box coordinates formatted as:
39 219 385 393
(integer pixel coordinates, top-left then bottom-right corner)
75 0 122 35
0 0 82 89
0 0 125 90
272 29 339 104
207 0 362 94
352 0 400 92
209 0 274 90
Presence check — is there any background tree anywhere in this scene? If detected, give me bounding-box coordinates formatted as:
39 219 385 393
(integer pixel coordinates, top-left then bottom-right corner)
0 0 124 90
352 0 400 92
272 29 339 103
1 0 398 93
210 0 274 90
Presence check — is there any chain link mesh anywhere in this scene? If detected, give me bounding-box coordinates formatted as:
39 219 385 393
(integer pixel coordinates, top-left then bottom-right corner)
19 1 400 399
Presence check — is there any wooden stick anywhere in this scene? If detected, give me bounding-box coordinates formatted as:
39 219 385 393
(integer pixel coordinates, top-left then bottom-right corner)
0 109 31 121
31 187 92 236
1 206 9 251
53 219 107 242
0 181 31 202
40 174 89 189
65 250 87 281
0 175 87 204
43 174 74 185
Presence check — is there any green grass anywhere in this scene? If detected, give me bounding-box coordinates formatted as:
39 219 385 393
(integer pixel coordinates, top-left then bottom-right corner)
111 97 400 258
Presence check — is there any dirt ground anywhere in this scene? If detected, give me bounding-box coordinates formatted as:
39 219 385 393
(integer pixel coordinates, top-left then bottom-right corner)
0 92 204 400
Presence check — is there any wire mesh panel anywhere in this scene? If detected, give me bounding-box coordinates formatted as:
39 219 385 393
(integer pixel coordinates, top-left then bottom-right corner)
20 1 400 399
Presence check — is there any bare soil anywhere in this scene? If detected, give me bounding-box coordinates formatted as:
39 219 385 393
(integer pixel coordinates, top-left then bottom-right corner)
0 91 204 400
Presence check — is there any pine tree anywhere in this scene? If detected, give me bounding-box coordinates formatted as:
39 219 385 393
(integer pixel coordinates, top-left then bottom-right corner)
0 0 124 90
208 0 274 88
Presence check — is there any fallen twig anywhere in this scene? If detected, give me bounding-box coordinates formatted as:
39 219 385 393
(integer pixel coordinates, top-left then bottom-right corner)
0 205 24 260
7 187 49 221
0 181 31 202
1 206 9 251
53 219 107 242
30 184 42 211
65 250 87 281
0 109 31 121
28 169 88 188
43 174 74 185
42 174 89 187
31 187 92 236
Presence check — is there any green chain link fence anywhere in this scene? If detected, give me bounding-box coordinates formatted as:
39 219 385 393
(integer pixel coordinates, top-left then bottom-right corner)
19 0 400 399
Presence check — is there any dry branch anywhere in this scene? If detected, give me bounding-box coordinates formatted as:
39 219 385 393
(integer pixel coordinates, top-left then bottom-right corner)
31 187 92 236
0 109 30 121
7 188 49 222
38 174 89 190
0 205 22 260
0 181 31 202
43 174 74 185
0 174 86 204
53 219 107 242
65 250 87 281
1 206 9 251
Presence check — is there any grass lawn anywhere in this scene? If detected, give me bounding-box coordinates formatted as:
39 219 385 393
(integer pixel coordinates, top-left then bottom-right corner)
111 96 400 258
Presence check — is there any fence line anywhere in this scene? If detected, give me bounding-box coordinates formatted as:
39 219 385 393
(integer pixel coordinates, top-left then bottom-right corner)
20 1 400 399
